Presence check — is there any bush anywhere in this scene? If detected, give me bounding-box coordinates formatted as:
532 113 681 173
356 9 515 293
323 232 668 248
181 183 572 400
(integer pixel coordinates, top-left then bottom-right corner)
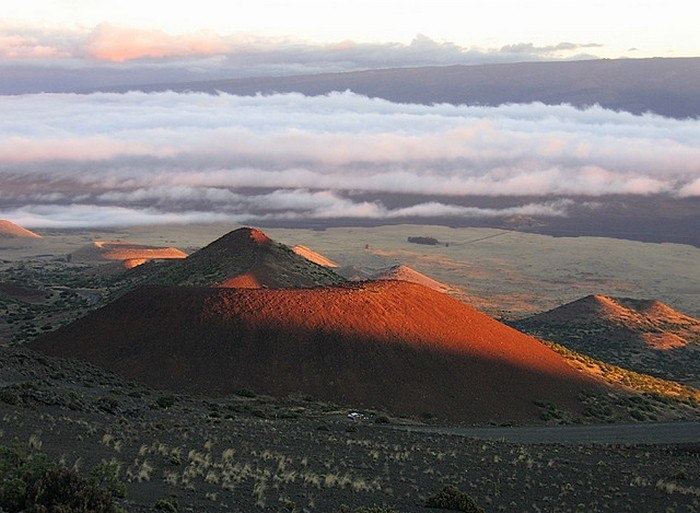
0 389 19 405
235 388 257 398
407 236 439 246
0 439 125 513
425 485 484 513
374 415 391 424
154 395 177 409
153 497 179 512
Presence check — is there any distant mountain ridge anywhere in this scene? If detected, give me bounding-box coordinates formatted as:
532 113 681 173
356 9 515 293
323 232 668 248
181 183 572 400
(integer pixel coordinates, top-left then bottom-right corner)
512 295 700 386
101 58 700 119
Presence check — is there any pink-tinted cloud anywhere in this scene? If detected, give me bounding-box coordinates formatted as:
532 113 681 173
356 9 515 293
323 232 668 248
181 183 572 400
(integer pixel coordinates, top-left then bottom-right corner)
84 23 229 62
0 135 178 162
679 178 700 197
0 31 73 59
0 21 605 89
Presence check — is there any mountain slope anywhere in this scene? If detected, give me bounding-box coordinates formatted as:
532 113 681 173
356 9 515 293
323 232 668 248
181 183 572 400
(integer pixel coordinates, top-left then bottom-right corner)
512 295 700 386
291 245 339 268
0 220 41 239
31 280 602 424
371 264 450 292
70 241 187 269
134 227 346 288
105 58 700 119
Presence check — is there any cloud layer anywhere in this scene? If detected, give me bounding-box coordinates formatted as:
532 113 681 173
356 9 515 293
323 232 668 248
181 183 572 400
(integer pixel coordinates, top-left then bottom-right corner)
1 91 698 227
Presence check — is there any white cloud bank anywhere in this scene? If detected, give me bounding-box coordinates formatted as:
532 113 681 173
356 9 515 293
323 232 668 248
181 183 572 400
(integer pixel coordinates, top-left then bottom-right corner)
0 90 698 227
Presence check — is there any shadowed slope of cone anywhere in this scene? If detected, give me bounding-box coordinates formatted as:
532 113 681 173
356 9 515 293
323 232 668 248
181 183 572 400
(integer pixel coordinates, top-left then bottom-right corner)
32 280 602 423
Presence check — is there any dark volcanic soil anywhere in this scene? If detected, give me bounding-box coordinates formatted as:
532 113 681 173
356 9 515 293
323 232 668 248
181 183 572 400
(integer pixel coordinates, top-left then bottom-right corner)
1 345 698 513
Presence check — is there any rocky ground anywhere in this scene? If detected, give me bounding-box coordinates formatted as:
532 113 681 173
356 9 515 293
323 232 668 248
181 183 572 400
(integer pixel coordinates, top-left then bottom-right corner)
1 346 699 513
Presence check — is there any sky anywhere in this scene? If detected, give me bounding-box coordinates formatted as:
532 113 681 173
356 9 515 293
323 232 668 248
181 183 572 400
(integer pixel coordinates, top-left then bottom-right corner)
4 0 699 59
3 1 699 77
1 1 699 227
2 0 698 91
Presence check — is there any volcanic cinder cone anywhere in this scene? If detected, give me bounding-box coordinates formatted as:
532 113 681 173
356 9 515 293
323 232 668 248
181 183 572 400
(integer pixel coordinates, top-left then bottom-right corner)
71 241 187 268
141 227 346 289
512 294 700 386
0 220 41 238
32 280 603 423
371 264 450 292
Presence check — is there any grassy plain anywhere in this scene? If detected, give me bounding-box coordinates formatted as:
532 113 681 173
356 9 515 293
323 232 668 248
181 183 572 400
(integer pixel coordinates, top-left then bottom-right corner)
3 223 698 320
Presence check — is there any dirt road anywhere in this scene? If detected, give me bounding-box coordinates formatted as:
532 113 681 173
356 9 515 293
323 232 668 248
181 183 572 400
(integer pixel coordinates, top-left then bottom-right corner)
391 421 700 445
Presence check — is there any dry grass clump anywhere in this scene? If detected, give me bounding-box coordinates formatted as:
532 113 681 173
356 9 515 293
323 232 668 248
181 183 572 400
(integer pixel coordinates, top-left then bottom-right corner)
425 485 485 513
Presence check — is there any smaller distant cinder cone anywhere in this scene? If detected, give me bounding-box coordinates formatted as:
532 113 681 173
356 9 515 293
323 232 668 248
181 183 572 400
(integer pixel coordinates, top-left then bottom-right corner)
371 264 449 291
142 227 346 289
0 220 42 238
291 245 339 268
70 241 187 268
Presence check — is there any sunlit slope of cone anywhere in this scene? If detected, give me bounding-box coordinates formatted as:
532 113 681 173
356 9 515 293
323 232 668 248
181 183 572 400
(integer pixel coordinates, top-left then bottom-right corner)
70 241 187 268
0 220 41 238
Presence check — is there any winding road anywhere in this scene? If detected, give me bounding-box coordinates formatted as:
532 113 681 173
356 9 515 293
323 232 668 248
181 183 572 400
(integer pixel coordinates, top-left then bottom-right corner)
390 421 700 445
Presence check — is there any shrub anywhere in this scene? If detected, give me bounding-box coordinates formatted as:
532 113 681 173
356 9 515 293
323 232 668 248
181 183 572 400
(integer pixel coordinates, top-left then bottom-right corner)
154 395 177 409
407 236 439 246
0 389 19 405
153 497 179 512
235 388 257 398
90 461 127 499
97 396 120 414
425 485 484 513
0 439 125 513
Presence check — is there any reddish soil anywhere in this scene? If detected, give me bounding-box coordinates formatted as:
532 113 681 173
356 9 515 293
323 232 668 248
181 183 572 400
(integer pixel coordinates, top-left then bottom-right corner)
72 241 187 268
0 219 41 238
371 264 450 292
32 280 602 424
291 244 339 267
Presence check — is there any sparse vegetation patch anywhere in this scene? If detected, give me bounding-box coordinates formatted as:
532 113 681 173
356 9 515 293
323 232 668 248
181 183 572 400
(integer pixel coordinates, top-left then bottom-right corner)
0 439 125 513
